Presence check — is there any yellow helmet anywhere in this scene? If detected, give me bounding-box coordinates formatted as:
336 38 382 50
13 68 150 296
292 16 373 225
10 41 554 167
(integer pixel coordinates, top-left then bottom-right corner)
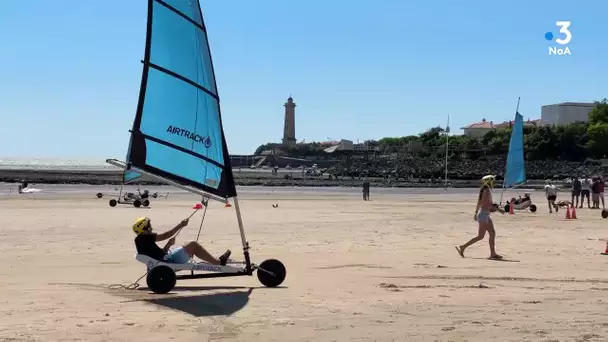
132 217 151 235
481 175 496 188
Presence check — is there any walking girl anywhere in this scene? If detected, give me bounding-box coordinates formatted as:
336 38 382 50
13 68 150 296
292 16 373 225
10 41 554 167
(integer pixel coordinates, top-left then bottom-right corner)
455 175 505 260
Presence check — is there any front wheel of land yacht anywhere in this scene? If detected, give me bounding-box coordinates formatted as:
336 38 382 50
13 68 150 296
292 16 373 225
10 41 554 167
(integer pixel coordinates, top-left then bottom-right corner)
109 199 117 207
504 204 510 213
133 199 142 208
96 192 103 199
142 199 150 207
146 265 176 294
529 204 537 212
257 259 286 287
602 209 608 219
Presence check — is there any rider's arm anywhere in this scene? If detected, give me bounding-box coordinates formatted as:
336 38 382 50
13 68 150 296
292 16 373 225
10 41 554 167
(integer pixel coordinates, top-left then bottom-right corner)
162 238 175 251
155 223 183 241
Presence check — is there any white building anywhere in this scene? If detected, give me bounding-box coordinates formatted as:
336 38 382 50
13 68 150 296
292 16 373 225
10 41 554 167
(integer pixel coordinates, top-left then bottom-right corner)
541 102 596 125
323 139 354 153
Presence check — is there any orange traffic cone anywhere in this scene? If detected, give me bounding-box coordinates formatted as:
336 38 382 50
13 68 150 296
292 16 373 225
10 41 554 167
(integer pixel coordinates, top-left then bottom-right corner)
602 240 608 255
565 205 571 219
571 205 577 219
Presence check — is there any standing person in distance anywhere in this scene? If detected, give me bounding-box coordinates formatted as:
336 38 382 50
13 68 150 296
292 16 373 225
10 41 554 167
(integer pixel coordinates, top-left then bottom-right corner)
455 175 505 260
571 176 581 208
580 176 592 208
599 176 605 209
362 178 370 201
591 176 601 209
544 180 558 213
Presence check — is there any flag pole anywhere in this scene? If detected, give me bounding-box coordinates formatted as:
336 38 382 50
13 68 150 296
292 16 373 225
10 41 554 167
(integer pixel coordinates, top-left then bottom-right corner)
499 97 521 205
444 114 450 191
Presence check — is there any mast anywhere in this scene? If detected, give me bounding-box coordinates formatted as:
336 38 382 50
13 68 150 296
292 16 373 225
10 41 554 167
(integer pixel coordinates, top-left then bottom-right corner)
499 97 521 204
444 114 450 191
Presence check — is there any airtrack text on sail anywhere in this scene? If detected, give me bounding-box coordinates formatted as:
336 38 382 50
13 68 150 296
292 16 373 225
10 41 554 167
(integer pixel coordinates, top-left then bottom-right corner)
166 125 211 147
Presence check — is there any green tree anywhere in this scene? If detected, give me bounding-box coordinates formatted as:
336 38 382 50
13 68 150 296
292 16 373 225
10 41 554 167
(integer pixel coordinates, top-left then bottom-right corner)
525 125 559 160
588 98 608 124
586 123 608 158
419 126 444 147
254 143 273 155
555 122 588 160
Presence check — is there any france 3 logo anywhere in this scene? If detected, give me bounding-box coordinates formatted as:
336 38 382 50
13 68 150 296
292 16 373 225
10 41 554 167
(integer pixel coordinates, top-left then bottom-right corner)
544 21 572 56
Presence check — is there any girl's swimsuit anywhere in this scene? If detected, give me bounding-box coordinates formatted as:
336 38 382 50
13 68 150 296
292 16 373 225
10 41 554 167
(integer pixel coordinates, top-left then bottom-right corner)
477 209 491 223
477 188 493 223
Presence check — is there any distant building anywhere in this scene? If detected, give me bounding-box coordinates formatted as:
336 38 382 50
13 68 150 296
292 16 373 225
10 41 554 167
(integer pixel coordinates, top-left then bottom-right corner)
461 118 541 138
461 118 497 138
495 118 541 129
541 102 596 126
353 143 381 153
323 139 354 153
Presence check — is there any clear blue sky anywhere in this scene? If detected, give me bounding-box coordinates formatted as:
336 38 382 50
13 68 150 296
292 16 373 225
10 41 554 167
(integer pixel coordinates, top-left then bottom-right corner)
0 0 606 158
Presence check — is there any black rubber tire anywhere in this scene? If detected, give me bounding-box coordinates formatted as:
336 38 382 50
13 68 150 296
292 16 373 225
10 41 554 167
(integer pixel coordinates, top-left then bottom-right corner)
109 199 117 207
504 204 510 213
96 192 103 199
142 199 150 207
257 259 286 288
529 204 537 213
146 265 176 294
602 209 608 219
133 200 142 208
152 193 158 198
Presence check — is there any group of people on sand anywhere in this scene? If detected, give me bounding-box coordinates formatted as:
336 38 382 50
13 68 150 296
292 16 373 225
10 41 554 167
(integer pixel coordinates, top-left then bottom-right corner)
453 173 608 260
543 176 606 214
571 176 605 210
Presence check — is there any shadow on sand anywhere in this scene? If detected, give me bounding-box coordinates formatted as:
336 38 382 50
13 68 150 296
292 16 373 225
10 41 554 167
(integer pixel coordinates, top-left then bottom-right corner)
469 257 520 263
136 285 288 317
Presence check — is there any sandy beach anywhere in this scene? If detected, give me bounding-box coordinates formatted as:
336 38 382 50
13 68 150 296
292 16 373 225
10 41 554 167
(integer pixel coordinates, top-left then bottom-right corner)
1 187 607 341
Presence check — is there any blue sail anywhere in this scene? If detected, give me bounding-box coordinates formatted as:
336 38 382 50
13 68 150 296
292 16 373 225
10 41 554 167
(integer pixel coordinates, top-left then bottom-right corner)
123 169 144 184
123 136 143 184
126 0 236 198
504 112 526 188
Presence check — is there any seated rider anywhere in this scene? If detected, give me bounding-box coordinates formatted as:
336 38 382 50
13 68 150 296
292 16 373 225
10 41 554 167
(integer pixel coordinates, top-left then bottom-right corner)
18 180 28 193
138 189 150 199
511 194 531 205
133 216 231 265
